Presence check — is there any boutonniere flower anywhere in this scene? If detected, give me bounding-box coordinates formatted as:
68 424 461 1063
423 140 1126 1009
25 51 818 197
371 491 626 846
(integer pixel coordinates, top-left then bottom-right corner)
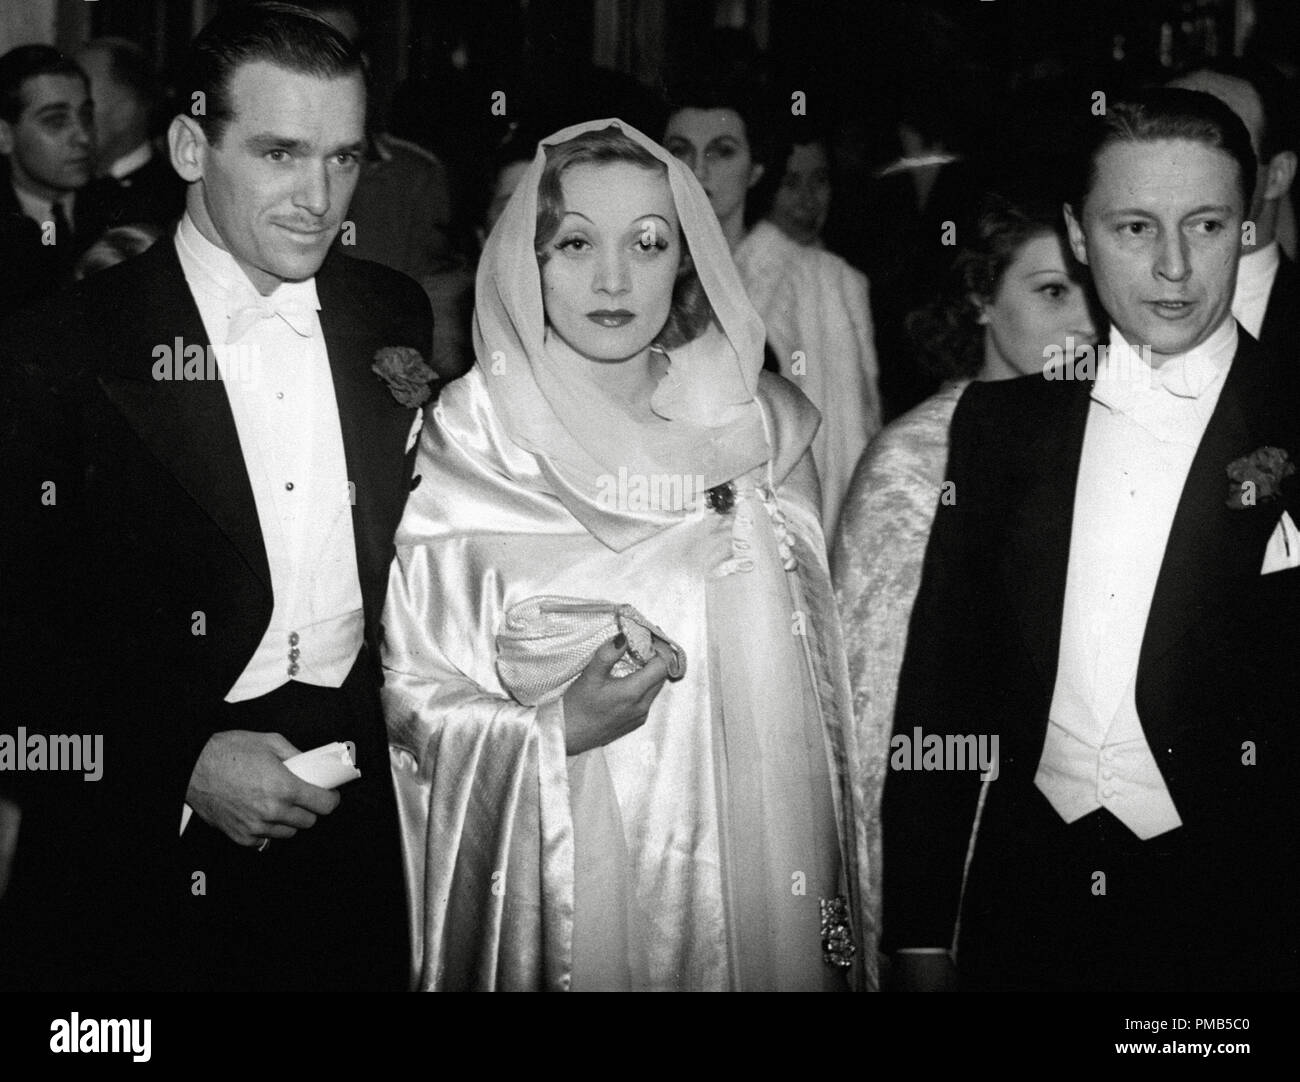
372 346 436 408
1226 446 1295 510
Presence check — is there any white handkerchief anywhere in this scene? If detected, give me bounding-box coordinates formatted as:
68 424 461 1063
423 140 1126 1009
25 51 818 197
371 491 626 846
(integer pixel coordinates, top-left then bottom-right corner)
179 741 360 835
1261 511 1300 575
284 741 361 788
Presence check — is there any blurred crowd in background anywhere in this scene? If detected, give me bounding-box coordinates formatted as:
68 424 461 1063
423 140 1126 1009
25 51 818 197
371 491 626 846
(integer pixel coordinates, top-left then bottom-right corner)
3 0 1299 421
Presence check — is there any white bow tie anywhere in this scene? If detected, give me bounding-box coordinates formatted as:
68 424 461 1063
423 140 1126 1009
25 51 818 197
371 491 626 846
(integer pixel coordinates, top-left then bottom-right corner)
1092 345 1221 406
1091 350 1223 445
226 283 320 344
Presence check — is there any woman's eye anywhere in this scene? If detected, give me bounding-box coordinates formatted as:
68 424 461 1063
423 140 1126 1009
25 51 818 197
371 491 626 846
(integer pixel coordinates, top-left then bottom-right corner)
635 235 667 253
1039 284 1067 300
708 144 737 160
556 236 589 253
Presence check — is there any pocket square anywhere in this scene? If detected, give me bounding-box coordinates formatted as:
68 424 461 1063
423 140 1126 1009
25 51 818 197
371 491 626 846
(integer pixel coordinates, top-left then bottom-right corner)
405 410 423 454
1261 510 1300 575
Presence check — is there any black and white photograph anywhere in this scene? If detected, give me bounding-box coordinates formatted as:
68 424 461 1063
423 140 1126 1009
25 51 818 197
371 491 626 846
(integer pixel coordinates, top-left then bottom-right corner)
0 0 1294 1064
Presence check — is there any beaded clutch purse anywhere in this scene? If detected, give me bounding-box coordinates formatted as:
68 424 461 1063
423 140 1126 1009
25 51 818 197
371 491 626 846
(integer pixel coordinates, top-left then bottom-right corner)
495 596 687 706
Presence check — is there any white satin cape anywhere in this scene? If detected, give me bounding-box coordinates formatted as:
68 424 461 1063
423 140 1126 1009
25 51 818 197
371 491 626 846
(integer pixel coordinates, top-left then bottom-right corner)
382 367 873 990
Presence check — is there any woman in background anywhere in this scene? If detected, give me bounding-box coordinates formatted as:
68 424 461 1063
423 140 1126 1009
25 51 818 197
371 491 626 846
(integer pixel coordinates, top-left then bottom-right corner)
663 85 882 537
768 132 833 248
383 119 870 991
831 187 1099 979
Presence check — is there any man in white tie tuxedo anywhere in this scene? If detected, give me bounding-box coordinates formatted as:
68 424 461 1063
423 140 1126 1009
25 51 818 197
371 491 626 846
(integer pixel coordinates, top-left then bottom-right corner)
883 88 1299 992
0 3 431 991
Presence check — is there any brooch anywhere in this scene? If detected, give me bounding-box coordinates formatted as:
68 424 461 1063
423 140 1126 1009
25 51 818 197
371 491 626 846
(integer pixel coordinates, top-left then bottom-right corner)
372 345 437 408
704 481 736 514
1226 446 1295 510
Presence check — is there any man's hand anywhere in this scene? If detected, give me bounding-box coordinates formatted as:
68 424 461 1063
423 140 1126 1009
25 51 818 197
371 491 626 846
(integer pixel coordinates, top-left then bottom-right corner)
186 731 340 847
561 634 672 756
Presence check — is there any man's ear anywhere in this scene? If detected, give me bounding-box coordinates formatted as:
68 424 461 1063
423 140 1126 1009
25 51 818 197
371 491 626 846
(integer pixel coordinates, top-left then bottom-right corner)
1063 202 1089 265
968 293 990 325
168 114 207 184
0 119 14 157
747 161 765 190
1263 150 1298 202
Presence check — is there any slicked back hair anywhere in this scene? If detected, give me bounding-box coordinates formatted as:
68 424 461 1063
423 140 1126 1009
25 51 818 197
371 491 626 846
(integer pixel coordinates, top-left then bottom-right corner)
0 45 88 125
178 1 363 146
1071 87 1257 217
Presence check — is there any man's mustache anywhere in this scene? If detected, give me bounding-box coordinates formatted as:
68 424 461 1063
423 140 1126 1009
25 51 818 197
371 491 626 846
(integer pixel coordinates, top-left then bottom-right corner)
272 218 336 233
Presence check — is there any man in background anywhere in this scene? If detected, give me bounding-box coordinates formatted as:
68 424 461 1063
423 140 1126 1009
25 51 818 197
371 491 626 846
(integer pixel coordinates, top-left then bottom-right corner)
76 37 185 231
300 0 470 378
0 45 114 316
1171 59 1300 352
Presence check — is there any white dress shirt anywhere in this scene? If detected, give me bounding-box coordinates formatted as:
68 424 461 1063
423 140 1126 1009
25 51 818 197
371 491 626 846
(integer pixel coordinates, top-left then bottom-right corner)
11 183 74 232
107 141 154 181
1037 320 1234 839
173 212 364 702
1232 240 1280 339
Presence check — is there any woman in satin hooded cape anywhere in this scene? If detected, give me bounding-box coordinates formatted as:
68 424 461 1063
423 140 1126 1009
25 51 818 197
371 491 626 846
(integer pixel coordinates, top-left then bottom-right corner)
382 118 873 991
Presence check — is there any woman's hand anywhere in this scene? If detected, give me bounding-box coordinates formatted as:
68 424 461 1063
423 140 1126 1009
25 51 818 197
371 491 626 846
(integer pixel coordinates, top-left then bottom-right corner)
561 633 672 755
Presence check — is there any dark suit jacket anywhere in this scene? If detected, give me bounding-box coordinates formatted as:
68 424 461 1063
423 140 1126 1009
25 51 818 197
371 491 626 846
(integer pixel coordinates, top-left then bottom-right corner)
0 171 118 318
881 330 1299 987
103 151 187 233
0 236 432 984
1259 251 1300 358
